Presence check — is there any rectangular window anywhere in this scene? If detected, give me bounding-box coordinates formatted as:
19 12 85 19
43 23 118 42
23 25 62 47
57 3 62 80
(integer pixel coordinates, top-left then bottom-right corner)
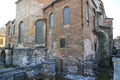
60 38 66 48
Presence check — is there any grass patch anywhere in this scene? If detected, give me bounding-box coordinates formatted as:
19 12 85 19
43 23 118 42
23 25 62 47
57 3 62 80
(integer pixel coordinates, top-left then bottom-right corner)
55 75 65 80
5 65 16 68
0 66 4 70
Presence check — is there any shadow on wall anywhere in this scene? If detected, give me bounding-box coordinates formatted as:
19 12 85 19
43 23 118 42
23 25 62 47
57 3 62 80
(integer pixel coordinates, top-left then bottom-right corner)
0 49 6 65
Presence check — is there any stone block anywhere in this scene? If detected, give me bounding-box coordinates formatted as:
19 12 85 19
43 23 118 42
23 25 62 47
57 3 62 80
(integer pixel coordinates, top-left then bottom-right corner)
14 72 26 80
5 50 12 66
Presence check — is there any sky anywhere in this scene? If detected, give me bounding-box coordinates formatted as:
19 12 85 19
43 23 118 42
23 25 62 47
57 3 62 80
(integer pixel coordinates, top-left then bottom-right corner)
102 0 120 38
0 0 120 38
0 0 17 27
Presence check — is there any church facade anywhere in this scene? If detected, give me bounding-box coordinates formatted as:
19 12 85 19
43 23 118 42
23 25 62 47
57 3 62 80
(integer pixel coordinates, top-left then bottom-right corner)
6 0 113 73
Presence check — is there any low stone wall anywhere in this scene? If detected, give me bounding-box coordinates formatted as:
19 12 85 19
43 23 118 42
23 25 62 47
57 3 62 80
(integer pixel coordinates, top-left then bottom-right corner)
13 48 47 67
3 48 96 80
0 67 26 80
0 61 55 80
5 48 47 67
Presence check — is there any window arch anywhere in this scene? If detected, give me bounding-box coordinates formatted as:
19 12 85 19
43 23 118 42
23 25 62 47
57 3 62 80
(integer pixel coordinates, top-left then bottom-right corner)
49 12 54 28
64 7 70 25
19 22 24 43
35 20 45 45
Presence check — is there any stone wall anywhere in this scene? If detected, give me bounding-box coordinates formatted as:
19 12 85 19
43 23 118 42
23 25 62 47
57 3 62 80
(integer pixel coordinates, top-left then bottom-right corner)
6 20 16 47
0 61 56 80
5 48 47 67
0 59 96 80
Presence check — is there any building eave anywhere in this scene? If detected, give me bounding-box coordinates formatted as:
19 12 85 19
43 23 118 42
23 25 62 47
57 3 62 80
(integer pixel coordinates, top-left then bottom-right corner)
105 18 114 20
99 25 112 29
43 0 60 10
5 21 11 26
15 0 23 4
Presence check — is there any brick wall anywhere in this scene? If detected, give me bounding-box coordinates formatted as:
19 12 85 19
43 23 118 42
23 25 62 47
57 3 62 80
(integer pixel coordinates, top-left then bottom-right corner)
44 0 84 61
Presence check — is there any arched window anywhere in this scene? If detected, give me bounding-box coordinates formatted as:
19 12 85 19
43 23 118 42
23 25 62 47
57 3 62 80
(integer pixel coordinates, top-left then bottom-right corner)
64 7 70 25
19 22 24 43
50 13 54 28
35 20 45 45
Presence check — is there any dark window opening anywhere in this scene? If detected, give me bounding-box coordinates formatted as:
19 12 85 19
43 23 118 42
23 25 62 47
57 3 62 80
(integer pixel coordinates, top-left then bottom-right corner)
86 2 89 22
95 43 97 51
60 38 66 48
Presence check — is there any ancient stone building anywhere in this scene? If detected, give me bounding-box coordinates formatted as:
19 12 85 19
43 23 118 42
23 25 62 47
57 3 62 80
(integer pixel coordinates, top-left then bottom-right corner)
5 0 113 76
6 19 16 48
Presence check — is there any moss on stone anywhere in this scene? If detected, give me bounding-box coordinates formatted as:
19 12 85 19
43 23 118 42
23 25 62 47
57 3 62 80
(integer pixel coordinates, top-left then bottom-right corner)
55 75 65 80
